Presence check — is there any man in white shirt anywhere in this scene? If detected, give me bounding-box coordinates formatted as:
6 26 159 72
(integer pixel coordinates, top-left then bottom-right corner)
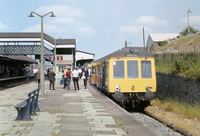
33 67 38 83
77 66 82 80
72 67 79 90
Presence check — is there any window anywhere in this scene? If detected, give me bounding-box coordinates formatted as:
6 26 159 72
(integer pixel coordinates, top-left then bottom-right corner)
141 61 152 78
59 66 65 72
98 65 100 75
113 61 124 79
92 66 96 74
127 61 138 78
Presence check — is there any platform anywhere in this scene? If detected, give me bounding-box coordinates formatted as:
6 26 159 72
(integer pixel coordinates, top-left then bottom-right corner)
0 80 155 136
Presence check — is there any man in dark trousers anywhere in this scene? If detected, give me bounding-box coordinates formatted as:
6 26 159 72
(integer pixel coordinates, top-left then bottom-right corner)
82 66 89 89
48 68 56 90
72 67 79 90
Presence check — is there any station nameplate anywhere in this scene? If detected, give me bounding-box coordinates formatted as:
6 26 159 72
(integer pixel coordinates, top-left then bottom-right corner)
125 53 138 57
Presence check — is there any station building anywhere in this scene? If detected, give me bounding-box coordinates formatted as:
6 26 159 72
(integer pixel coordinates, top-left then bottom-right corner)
0 32 95 82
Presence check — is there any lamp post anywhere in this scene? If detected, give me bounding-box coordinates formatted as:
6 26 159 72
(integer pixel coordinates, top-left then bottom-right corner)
187 9 192 34
29 11 55 96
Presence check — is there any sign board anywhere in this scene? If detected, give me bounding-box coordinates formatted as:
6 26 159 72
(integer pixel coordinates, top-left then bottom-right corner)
49 56 63 61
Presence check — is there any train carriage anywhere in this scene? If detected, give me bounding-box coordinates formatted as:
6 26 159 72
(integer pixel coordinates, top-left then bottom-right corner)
90 47 156 108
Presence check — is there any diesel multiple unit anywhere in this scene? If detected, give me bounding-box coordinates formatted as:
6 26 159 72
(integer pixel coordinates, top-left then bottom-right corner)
90 47 156 109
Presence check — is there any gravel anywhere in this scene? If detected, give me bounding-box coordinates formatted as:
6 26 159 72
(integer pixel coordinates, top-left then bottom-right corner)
130 112 182 136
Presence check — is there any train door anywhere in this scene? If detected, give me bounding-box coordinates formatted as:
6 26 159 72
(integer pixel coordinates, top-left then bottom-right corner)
96 64 101 88
90 65 96 85
102 60 108 91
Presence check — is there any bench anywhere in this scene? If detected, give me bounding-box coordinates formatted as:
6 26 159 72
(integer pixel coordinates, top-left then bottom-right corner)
14 88 40 121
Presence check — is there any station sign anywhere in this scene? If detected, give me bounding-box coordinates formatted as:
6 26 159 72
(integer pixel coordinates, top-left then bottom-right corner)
49 56 63 61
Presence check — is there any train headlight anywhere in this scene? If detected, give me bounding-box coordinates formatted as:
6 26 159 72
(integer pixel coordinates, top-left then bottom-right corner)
131 85 135 90
145 85 152 90
115 85 120 92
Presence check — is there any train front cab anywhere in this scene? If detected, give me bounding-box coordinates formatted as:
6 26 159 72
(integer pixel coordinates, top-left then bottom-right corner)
108 57 156 106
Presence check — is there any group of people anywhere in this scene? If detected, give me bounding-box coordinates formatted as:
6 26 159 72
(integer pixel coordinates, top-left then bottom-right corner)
62 66 91 91
33 65 91 91
33 67 56 90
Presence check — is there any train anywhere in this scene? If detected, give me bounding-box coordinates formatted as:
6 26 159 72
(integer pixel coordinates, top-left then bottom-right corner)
90 47 156 109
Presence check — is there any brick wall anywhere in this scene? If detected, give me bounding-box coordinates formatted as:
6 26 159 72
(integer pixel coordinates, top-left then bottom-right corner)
156 72 200 103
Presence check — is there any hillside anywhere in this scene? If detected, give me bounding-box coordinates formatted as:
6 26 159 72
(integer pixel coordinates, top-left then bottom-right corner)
156 34 200 53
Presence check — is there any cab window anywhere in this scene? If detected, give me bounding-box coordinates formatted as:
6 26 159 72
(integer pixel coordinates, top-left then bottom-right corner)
113 61 124 79
92 66 96 74
127 61 138 78
141 61 152 78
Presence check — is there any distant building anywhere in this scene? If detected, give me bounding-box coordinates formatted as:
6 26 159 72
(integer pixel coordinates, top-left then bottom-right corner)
76 50 95 66
146 33 180 53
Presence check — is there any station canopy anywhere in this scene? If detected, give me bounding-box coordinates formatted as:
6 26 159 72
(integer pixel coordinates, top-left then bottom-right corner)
1 55 37 64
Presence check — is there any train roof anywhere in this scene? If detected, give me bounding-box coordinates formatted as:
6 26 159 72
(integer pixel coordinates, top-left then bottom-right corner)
93 47 153 62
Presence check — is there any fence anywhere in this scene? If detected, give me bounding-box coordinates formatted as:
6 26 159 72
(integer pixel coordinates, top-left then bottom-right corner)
153 52 200 66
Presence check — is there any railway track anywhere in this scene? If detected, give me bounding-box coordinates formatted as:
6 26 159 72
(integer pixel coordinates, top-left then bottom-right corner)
94 86 191 136
142 111 191 136
129 111 191 136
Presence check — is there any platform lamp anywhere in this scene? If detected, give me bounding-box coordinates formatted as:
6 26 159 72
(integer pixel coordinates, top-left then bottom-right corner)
29 11 55 96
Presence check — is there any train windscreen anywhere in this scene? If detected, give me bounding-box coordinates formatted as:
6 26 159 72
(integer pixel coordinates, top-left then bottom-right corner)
127 60 138 78
141 61 152 78
113 61 124 79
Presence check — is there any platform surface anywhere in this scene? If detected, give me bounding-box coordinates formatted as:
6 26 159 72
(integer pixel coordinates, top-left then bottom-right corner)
0 80 155 136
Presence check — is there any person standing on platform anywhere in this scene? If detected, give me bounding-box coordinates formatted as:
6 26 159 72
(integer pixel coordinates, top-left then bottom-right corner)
25 66 30 83
72 68 79 90
36 68 40 89
82 66 89 89
48 68 56 90
63 67 68 89
78 66 82 80
88 67 91 83
66 68 71 90
33 67 38 83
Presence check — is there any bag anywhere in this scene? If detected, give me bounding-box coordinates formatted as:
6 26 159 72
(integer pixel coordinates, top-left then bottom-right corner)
81 75 85 80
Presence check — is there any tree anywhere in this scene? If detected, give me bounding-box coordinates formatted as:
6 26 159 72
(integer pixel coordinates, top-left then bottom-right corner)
180 26 198 36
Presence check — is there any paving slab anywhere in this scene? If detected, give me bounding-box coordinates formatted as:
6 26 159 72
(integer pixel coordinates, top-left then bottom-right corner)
0 80 156 136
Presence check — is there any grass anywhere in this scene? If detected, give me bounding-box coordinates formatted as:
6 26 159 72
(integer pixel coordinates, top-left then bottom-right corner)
151 99 200 120
155 53 200 79
115 119 129 135
157 34 200 53
145 99 200 136
154 34 200 79
155 63 173 73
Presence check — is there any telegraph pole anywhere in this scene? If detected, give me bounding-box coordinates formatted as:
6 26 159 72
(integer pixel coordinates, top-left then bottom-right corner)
143 27 146 51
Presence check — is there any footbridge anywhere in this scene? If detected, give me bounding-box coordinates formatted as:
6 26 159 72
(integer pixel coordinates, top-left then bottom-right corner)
0 33 75 56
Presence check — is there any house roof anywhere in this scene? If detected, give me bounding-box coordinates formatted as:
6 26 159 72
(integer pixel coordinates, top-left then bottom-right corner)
76 50 95 56
150 33 179 42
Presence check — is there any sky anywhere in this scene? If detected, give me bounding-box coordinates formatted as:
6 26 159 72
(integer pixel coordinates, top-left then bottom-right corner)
0 0 200 59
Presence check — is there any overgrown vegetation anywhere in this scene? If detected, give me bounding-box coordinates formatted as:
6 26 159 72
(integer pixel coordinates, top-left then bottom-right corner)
158 40 168 47
151 99 200 120
145 99 200 136
155 53 200 80
180 26 198 36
